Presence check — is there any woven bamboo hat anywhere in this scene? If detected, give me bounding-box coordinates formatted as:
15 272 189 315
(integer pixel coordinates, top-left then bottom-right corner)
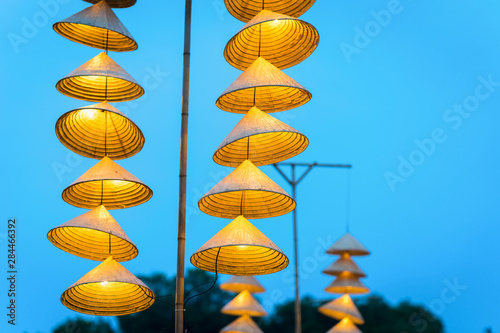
47 205 137 262
190 215 288 275
220 315 264 333
220 276 265 294
225 10 319 70
56 102 144 160
83 0 136 8
198 160 295 219
54 1 137 52
216 57 311 113
224 0 316 22
62 156 152 209
61 256 155 316
322 253 366 278
221 290 268 317
318 294 364 325
213 106 308 167
56 52 144 102
325 272 370 295
327 233 370 256
326 317 362 333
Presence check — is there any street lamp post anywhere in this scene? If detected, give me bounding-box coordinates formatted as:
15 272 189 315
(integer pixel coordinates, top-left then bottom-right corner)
272 162 352 333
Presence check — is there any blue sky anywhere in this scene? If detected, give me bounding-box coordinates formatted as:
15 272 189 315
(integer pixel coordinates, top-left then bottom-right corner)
2 0 499 332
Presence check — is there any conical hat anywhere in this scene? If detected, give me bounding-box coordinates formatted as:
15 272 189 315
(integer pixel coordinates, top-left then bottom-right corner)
61 256 155 316
224 0 316 22
47 205 138 262
62 156 153 209
326 318 362 333
220 276 266 294
221 315 264 333
322 253 366 277
325 272 370 295
54 1 137 52
318 295 364 324
56 52 144 102
56 102 145 160
221 290 268 317
190 216 288 276
198 160 295 219
213 106 308 167
225 10 319 70
327 233 370 256
83 0 136 8
216 57 311 113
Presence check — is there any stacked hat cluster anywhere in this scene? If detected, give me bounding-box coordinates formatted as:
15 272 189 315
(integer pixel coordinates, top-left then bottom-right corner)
219 276 268 333
47 0 155 316
189 1 319 276
319 234 370 333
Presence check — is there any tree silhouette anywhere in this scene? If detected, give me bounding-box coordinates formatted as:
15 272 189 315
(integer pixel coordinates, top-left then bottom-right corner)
117 269 232 333
52 318 114 333
52 274 444 333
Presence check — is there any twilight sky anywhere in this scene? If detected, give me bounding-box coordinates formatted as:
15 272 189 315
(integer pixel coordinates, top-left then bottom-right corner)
2 0 499 332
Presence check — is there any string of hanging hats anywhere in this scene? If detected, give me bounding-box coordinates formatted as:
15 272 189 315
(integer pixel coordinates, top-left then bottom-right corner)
191 0 319 279
47 0 155 316
219 276 267 333
319 233 370 333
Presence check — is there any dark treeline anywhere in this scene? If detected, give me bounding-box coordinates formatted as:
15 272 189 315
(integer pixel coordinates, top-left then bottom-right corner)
53 270 444 333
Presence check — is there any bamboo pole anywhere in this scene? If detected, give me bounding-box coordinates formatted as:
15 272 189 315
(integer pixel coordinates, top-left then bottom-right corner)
175 0 192 332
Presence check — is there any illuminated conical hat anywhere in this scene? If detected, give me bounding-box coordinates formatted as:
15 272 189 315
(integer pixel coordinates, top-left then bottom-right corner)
322 253 366 278
213 106 308 167
220 276 266 294
326 317 362 333
47 205 138 262
216 57 311 113
221 315 264 333
225 10 319 70
56 102 144 160
325 272 370 295
225 0 316 22
56 52 144 102
327 233 370 256
83 0 136 8
61 256 155 316
199 160 295 219
221 290 268 317
54 1 137 52
190 215 288 275
62 156 153 209
318 294 364 324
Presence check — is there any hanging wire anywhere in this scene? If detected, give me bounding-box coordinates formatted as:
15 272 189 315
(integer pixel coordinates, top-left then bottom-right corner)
346 168 352 233
142 290 175 307
104 110 108 156
108 232 111 255
246 136 250 160
100 180 104 206
184 247 221 306
105 28 109 55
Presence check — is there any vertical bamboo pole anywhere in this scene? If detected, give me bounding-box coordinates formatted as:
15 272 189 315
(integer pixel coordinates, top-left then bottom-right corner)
175 0 192 332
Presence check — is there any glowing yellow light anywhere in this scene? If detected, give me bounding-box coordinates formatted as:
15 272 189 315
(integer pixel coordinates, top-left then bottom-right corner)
100 281 108 286
237 245 249 250
81 108 98 120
